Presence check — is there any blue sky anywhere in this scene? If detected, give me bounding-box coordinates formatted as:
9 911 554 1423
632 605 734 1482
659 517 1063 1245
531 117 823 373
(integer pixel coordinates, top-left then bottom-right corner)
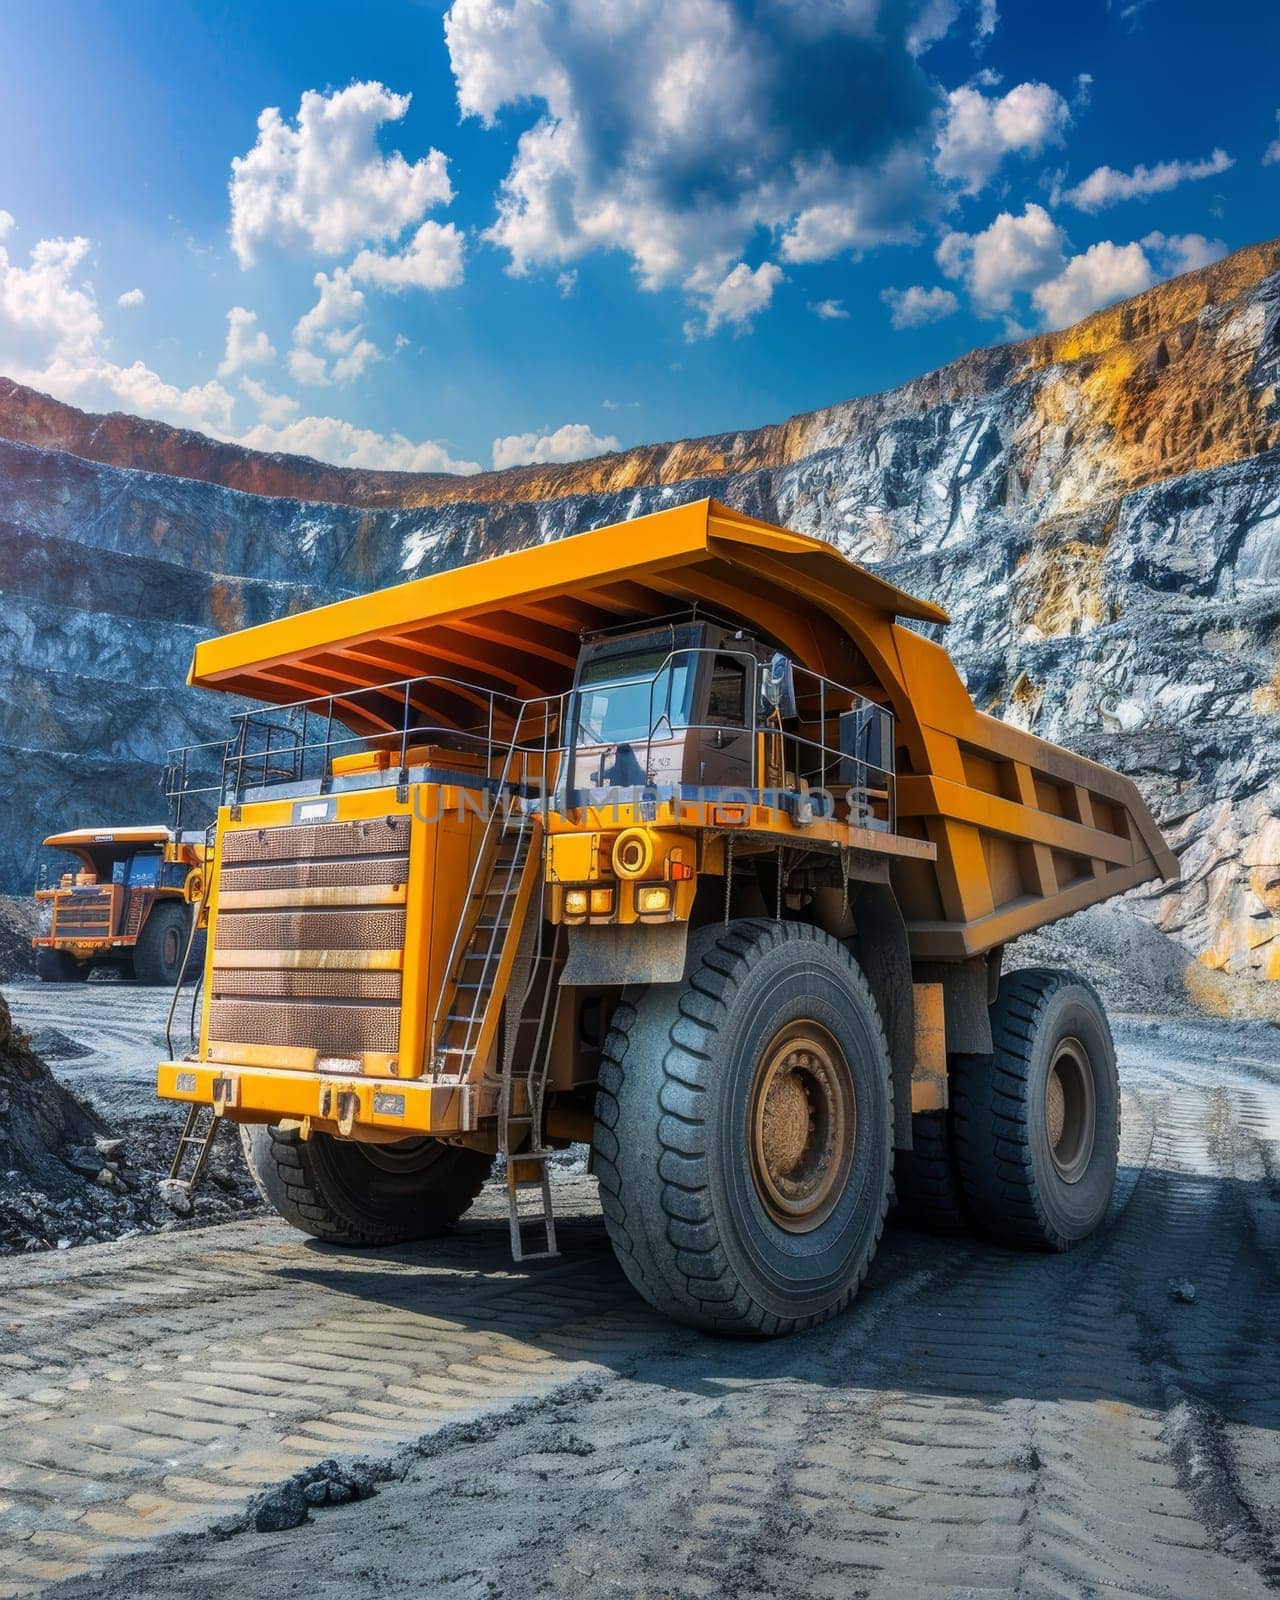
0 0 1276 474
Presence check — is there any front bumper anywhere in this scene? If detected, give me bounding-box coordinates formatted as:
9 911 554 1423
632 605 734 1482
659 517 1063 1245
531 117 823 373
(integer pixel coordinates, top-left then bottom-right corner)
157 1061 475 1136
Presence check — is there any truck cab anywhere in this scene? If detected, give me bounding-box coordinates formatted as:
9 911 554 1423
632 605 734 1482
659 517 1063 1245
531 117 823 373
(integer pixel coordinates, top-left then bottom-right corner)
34 827 205 983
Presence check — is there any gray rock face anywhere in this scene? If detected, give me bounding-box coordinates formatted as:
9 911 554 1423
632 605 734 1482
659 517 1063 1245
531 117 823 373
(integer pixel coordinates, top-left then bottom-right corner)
1 251 1278 1008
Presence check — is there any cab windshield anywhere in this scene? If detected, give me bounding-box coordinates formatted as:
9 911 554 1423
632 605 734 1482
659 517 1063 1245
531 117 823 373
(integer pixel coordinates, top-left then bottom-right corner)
573 649 695 747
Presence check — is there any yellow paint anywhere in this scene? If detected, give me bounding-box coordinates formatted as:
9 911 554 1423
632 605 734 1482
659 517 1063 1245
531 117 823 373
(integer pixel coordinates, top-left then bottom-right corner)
910 982 947 1113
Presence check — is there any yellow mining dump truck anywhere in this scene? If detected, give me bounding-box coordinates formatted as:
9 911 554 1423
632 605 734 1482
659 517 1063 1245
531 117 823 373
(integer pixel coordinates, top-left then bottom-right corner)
34 826 207 984
159 500 1175 1334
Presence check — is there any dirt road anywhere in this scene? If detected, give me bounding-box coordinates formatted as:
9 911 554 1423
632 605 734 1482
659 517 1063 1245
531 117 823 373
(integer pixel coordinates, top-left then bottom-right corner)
1 990 1277 1599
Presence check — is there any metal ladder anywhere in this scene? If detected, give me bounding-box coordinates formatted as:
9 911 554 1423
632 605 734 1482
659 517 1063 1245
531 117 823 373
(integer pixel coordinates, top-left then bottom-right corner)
168 1103 221 1190
430 800 540 1077
497 915 566 1261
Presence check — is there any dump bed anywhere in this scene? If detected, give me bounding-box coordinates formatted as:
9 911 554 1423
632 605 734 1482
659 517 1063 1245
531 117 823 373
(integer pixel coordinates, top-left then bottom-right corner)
188 498 1175 959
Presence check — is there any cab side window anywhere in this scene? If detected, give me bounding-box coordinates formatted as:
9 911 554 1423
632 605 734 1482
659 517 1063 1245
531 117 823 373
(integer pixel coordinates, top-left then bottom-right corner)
707 657 747 727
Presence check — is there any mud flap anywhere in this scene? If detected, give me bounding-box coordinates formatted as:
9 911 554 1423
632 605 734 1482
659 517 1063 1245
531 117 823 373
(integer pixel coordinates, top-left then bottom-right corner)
561 922 689 986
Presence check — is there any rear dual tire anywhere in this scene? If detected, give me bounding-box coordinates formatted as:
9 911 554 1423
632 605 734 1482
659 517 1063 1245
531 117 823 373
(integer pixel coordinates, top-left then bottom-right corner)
953 968 1118 1251
593 919 894 1337
240 1124 493 1246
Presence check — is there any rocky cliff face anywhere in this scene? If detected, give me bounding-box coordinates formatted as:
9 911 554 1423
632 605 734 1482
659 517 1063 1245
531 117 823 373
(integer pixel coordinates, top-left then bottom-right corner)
1 241 1278 1011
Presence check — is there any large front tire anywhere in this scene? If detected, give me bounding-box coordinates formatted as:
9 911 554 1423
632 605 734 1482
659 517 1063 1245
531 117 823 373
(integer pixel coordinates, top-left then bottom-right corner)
132 902 190 986
240 1124 493 1246
593 920 893 1336
952 968 1118 1250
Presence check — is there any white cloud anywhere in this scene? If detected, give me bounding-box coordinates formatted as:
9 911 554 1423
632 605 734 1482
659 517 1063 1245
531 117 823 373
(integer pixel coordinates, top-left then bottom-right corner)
936 204 1175 330
936 202 1065 315
1142 231 1229 275
285 219 464 386
0 210 478 473
229 82 453 265
445 0 950 315
347 220 465 291
0 226 233 434
1263 109 1280 166
294 268 365 348
33 352 236 436
218 305 276 376
287 347 329 386
117 287 144 308
1031 239 1154 328
686 260 785 339
934 80 1070 193
239 376 299 426
0 211 13 240
881 283 959 328
1063 148 1233 212
0 232 102 364
491 422 620 470
239 413 481 473
329 334 380 383
812 298 849 320
288 268 371 385
779 147 933 264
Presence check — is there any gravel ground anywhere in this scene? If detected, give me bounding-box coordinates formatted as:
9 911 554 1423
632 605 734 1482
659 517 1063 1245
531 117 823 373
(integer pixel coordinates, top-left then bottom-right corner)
0 980 260 1251
0 980 1275 1599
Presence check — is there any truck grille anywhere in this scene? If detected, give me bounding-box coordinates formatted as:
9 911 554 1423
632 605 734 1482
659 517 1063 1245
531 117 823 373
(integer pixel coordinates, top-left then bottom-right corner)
209 818 408 1059
51 889 114 941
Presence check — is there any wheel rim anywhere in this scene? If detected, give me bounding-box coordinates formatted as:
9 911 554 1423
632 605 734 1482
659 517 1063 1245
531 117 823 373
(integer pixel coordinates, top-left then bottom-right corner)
162 925 181 968
748 1021 855 1233
1046 1038 1095 1184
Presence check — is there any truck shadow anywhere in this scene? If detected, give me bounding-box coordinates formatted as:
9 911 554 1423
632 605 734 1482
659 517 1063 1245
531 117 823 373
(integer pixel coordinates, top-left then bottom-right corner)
273 1158 1280 1437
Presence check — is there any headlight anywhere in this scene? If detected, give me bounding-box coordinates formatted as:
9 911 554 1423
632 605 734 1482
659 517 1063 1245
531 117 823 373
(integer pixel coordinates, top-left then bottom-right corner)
589 887 615 915
636 884 672 914
564 889 589 915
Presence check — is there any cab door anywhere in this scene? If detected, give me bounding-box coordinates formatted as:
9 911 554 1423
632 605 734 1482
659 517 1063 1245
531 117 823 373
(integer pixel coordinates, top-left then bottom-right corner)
691 654 755 792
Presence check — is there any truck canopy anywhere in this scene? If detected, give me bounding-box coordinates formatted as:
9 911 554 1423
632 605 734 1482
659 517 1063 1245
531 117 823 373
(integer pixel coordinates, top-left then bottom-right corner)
188 499 943 716
43 827 173 850
188 497 1176 959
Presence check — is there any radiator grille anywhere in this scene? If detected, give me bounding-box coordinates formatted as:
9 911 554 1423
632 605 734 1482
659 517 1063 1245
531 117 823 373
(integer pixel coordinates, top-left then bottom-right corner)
209 819 408 1061
222 817 408 864
218 856 407 893
52 890 113 940
212 969 402 1000
207 999 400 1054
214 908 406 952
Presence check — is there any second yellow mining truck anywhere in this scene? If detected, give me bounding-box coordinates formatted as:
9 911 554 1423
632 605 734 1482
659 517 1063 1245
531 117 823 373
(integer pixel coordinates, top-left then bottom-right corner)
159 500 1176 1335
34 826 206 984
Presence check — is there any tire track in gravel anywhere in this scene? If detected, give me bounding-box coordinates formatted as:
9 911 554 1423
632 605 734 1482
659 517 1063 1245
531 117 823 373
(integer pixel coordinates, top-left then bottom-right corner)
10 1022 1280 1600
0 1186 658 1598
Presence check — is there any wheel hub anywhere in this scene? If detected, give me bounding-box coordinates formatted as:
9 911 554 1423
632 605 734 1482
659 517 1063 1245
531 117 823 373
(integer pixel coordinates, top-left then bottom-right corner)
1046 1038 1095 1184
749 1024 855 1233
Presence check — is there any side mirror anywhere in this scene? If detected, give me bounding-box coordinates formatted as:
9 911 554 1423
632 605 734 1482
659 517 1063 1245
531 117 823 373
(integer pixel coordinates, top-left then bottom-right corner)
760 653 797 719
